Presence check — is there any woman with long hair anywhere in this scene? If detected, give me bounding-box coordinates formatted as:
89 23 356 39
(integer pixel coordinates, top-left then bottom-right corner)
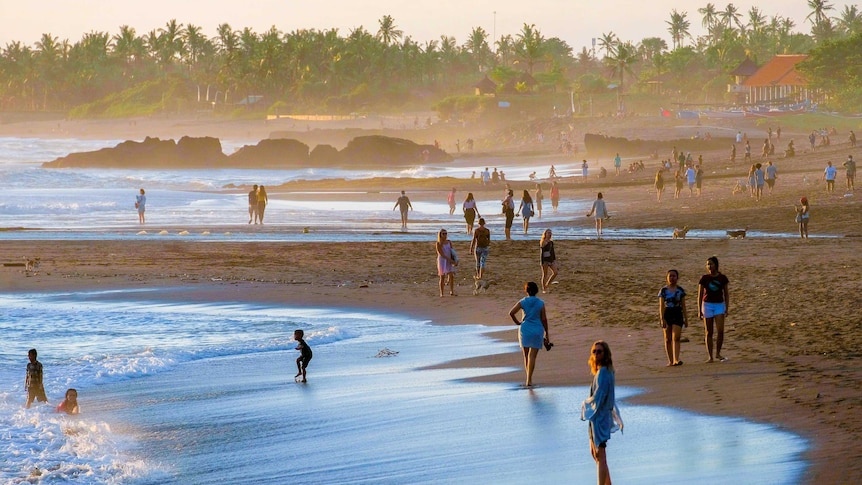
697 256 730 362
795 197 810 239
581 340 622 485
256 185 269 224
539 229 558 294
462 192 480 234
436 229 458 297
659 269 688 366
518 190 534 234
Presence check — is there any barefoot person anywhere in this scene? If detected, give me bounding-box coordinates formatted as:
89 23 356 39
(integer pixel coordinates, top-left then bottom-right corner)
436 228 457 296
697 256 730 363
256 185 268 224
247 184 258 224
659 269 689 366
585 192 609 236
25 348 48 408
393 190 413 230
294 329 312 383
539 229 558 293
795 197 810 239
581 341 622 485
135 188 146 224
469 218 491 279
462 192 480 234
447 188 457 215
508 282 550 387
502 189 515 240
550 181 561 212
518 189 534 234
534 184 544 218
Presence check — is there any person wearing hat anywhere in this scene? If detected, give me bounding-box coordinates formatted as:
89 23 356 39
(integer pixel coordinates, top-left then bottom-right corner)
794 197 810 239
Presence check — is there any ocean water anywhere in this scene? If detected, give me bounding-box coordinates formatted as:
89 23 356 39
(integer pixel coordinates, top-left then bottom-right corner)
0 289 807 484
0 137 814 241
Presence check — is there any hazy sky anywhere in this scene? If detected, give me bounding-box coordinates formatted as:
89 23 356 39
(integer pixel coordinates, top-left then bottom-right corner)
1 1 823 51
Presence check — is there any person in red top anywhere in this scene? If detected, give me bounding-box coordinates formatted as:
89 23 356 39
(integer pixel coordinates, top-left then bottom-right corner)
56 388 79 415
697 256 730 363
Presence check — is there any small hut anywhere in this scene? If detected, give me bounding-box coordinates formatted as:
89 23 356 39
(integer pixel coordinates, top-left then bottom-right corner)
473 76 497 96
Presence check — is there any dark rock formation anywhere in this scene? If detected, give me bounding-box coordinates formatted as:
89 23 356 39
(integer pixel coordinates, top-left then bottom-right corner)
584 133 733 158
227 138 310 168
309 144 340 165
41 136 227 168
338 135 452 167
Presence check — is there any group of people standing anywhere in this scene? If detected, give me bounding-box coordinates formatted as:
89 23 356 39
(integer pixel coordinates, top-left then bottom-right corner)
247 184 269 224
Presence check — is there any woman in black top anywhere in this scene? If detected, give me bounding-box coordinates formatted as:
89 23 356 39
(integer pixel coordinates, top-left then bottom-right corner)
540 229 558 293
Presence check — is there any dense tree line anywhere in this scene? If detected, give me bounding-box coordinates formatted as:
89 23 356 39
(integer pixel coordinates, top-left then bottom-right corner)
2 3 861 116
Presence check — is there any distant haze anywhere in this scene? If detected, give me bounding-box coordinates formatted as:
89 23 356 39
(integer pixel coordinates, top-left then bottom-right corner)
4 0 817 51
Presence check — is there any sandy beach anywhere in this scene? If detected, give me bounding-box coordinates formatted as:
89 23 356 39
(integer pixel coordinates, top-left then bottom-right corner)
2 115 861 482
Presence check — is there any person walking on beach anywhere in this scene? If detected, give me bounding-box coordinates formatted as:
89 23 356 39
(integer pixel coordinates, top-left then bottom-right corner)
550 181 560 212
686 164 696 197
436 228 458 296
518 190 534 235
540 229 558 294
765 161 777 195
248 184 258 224
502 189 515 240
508 281 550 387
294 329 312 383
673 169 684 199
56 388 79 415
581 160 589 183
25 348 47 408
695 163 704 196
654 169 665 202
535 184 544 218
447 188 457 215
135 188 146 224
581 340 622 485
462 192 480 234
754 163 765 201
698 256 730 363
482 167 491 185
393 191 413 230
613 153 622 176
730 143 736 164
256 185 268 224
844 155 856 191
470 218 491 279
824 161 838 194
795 197 810 239
586 192 609 236
659 269 689 366
744 140 751 163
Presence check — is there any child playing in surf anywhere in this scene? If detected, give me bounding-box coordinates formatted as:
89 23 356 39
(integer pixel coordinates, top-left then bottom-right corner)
57 388 80 415
294 329 313 383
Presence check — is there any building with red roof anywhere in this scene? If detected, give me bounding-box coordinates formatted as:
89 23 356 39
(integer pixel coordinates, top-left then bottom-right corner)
741 54 810 105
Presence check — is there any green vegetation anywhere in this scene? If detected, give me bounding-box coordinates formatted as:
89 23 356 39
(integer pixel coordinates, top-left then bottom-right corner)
2 4 862 119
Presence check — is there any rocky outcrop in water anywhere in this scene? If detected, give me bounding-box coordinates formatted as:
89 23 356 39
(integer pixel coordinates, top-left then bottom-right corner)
42 135 451 169
584 133 732 158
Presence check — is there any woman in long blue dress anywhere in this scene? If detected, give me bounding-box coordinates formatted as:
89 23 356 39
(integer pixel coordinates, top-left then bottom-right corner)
581 340 623 485
508 282 549 386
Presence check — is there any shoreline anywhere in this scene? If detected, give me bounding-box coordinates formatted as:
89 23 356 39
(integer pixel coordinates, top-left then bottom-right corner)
2 238 860 483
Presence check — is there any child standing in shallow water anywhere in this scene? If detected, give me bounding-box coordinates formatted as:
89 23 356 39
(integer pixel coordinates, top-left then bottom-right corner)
294 329 313 383
25 348 48 408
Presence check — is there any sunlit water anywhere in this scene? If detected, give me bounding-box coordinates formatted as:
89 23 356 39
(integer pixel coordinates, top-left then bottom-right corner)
0 289 807 484
0 137 819 242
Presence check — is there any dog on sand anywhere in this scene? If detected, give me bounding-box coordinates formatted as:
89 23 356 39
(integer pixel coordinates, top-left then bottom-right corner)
672 226 690 239
726 229 747 239
473 279 496 295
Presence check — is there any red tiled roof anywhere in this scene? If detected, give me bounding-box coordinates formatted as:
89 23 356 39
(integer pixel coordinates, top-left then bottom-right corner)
742 55 808 87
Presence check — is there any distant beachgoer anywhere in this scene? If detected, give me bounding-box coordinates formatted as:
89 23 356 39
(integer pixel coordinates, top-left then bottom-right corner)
695 164 704 196
135 188 146 224
499 170 506 182
502 189 515 240
492 168 500 184
585 192 609 236
56 388 79 415
248 184 258 224
508 281 550 387
730 144 736 164
540 229 558 294
766 161 777 195
795 197 810 239
549 165 557 178
843 155 856 191
850 130 857 147
482 167 491 185
25 348 47 408
748 165 757 198
550 181 560 211
294 329 313 383
518 190 534 234
436 228 458 296
613 153 621 176
686 165 696 196
581 340 622 485
654 169 665 202
462 192 480 234
673 170 684 199
470 218 491 279
754 164 765 200
735 131 742 143
581 160 589 183
697 256 729 363
393 190 413 229
824 161 838 194
447 188 457 215
744 141 751 162
535 184 544 218
659 269 688 366
761 138 770 159
256 185 268 224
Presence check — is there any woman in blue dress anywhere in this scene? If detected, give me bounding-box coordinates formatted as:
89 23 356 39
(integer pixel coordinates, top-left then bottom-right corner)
508 281 549 387
581 340 622 485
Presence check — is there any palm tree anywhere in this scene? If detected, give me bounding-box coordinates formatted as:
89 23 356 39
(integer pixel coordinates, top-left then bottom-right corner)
376 15 402 47
834 5 862 37
699 3 719 31
605 41 638 112
597 31 617 59
638 37 668 62
514 23 544 74
720 3 743 31
806 0 834 27
463 26 491 72
666 10 692 50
